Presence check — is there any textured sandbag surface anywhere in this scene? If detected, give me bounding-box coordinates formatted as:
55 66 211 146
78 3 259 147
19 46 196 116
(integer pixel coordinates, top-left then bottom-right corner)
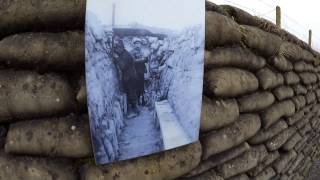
241 25 282 57
201 114 261 159
0 70 76 122
204 67 259 97
80 142 202 180
0 151 77 180
205 47 266 70
0 32 84 71
237 91 275 113
5 115 92 158
205 11 241 48
0 0 86 38
0 1 320 180
200 96 239 132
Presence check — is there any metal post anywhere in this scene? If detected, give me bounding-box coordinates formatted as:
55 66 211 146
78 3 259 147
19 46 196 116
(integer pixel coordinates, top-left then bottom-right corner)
112 3 116 27
276 6 281 28
309 30 312 47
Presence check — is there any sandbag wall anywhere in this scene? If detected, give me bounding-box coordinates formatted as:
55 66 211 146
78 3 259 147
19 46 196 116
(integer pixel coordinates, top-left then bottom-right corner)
186 2 320 180
0 1 319 180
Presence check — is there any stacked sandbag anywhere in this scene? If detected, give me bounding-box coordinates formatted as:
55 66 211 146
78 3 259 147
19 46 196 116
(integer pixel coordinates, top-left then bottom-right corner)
1 0 320 179
183 1 320 180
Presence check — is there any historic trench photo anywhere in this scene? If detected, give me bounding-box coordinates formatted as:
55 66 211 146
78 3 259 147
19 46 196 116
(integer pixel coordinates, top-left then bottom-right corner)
85 0 205 164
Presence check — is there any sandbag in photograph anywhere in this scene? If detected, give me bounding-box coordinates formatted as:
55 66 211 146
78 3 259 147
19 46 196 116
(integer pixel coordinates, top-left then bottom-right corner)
85 0 205 164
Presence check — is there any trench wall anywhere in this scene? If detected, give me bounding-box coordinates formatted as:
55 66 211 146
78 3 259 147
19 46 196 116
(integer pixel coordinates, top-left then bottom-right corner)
0 0 319 180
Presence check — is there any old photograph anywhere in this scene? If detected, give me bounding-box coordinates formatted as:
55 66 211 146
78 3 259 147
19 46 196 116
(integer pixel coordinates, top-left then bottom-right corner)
85 0 205 164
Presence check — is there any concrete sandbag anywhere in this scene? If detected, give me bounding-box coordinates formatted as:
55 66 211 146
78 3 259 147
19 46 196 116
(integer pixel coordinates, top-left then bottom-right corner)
272 86 294 101
5 115 92 158
279 42 305 62
216 145 266 178
272 150 297 174
186 143 250 177
0 151 77 180
200 96 239 132
0 0 86 38
0 32 84 71
306 91 316 104
281 132 302 151
286 110 304 126
292 84 307 95
299 72 317 84
284 71 300 85
206 11 241 48
248 120 288 144
254 167 276 180
76 75 87 110
270 56 293 72
257 68 284 90
204 68 259 97
181 169 223 180
291 96 306 110
241 25 282 57
80 142 202 180
202 114 261 159
261 100 295 129
205 47 266 70
0 70 76 122
265 126 296 151
228 174 250 180
237 91 275 113
248 151 280 177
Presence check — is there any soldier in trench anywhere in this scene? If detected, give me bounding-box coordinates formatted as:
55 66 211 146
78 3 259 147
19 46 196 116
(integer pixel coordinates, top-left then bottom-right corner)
130 39 148 106
112 38 140 117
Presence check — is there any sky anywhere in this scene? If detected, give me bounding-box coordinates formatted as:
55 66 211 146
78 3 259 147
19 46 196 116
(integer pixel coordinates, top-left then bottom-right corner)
86 0 205 31
210 0 320 51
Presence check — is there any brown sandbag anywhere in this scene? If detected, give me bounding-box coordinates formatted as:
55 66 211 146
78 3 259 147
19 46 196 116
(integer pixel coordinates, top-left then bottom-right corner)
279 41 306 62
5 115 92 158
76 75 87 109
272 150 297 174
248 120 288 144
0 151 77 180
216 145 266 178
200 96 239 132
80 142 202 180
281 132 302 151
0 0 86 38
257 68 284 90
202 114 261 159
248 151 280 177
186 142 250 177
265 126 296 151
0 70 76 122
294 61 315 72
205 11 241 48
181 169 223 180
205 47 266 71
228 174 250 180
241 25 282 57
286 110 304 125
204 68 259 98
284 71 300 85
254 167 276 180
272 86 294 101
0 32 84 71
291 96 306 110
270 56 293 72
292 84 307 95
299 72 317 84
306 91 316 104
260 100 295 129
237 91 275 113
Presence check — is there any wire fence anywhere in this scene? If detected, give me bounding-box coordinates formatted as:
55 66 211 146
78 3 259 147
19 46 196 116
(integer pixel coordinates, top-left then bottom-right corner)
211 0 320 52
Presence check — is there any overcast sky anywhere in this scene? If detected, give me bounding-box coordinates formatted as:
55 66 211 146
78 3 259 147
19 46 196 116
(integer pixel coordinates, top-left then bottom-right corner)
87 0 204 31
210 0 320 51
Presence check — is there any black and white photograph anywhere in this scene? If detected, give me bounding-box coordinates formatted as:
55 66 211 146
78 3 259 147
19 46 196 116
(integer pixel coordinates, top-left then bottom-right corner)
85 0 205 164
